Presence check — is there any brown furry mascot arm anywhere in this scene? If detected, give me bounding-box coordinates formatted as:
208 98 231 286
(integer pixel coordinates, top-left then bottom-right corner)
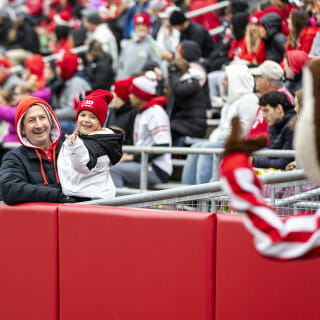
222 116 268 158
219 109 320 259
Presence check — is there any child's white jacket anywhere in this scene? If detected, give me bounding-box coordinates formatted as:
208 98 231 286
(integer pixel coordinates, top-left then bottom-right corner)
57 128 123 200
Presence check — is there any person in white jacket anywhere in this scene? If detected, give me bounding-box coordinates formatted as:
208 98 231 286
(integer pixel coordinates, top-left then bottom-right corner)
182 64 259 185
57 89 123 200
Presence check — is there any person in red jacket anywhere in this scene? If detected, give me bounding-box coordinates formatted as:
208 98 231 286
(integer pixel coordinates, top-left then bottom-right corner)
228 12 249 60
286 9 318 54
239 13 266 65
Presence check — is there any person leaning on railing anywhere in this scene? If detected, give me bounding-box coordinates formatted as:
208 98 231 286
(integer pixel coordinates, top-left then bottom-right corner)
252 91 295 170
0 96 81 205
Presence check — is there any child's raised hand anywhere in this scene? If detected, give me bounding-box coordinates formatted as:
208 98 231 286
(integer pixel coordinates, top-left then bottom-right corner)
65 127 79 143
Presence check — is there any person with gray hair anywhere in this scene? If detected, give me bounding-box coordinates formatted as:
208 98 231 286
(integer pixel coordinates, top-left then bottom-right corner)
250 60 294 105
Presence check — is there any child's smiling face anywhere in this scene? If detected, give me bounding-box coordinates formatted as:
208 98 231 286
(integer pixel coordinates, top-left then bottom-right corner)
77 109 102 134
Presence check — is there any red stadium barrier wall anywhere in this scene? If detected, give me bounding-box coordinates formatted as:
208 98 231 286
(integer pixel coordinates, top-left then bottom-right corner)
58 205 216 320
0 203 58 320
215 213 320 320
4 202 320 320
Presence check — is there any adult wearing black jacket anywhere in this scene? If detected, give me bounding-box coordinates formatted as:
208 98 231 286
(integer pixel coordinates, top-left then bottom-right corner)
167 58 207 146
5 10 40 65
259 13 286 64
252 91 295 170
169 10 216 58
0 96 77 205
82 39 114 91
108 77 138 146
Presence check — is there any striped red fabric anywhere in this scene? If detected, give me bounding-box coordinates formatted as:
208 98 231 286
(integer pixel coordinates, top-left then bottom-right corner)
219 153 320 260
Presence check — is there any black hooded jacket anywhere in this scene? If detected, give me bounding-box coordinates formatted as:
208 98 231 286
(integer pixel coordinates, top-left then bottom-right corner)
168 69 207 139
260 13 286 63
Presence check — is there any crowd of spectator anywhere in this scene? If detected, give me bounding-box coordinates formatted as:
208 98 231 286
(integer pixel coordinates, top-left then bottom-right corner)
0 0 319 200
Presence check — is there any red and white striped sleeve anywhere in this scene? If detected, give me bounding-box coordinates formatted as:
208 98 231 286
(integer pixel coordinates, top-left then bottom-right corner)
219 153 320 260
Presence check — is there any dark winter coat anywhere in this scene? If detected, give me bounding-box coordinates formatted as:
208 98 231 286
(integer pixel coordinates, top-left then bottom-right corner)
253 108 295 169
6 20 40 53
82 53 114 91
107 102 138 145
0 142 63 205
260 13 286 63
168 71 207 138
179 21 216 58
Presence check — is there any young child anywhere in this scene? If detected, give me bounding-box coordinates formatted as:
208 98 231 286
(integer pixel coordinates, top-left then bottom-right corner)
57 89 123 200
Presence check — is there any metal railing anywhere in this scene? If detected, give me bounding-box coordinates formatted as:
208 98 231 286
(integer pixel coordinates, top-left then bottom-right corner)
2 142 297 191
120 145 296 191
80 169 306 208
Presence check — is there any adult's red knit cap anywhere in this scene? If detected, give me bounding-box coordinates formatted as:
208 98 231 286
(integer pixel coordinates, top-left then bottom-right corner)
287 50 310 74
25 54 45 77
0 58 11 69
111 77 134 102
133 13 151 27
129 71 157 101
56 49 79 80
76 89 114 126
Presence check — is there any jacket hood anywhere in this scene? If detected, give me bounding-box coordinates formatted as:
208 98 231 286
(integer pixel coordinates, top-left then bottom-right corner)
287 50 309 74
79 128 123 168
141 96 167 111
231 12 249 41
15 96 61 148
225 64 255 103
181 40 201 62
260 13 282 39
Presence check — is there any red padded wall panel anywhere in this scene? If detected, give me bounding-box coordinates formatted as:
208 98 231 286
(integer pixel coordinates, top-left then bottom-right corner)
59 205 215 320
0 202 58 320
215 213 320 320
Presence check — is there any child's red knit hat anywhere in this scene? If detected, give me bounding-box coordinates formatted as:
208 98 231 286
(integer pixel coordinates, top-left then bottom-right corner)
76 89 114 126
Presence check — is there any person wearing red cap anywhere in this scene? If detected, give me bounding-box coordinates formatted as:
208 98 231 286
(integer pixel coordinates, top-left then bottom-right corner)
24 54 46 91
239 13 266 65
0 96 78 205
284 49 310 94
58 89 123 200
116 13 162 80
110 71 172 188
107 77 138 145
0 58 23 92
